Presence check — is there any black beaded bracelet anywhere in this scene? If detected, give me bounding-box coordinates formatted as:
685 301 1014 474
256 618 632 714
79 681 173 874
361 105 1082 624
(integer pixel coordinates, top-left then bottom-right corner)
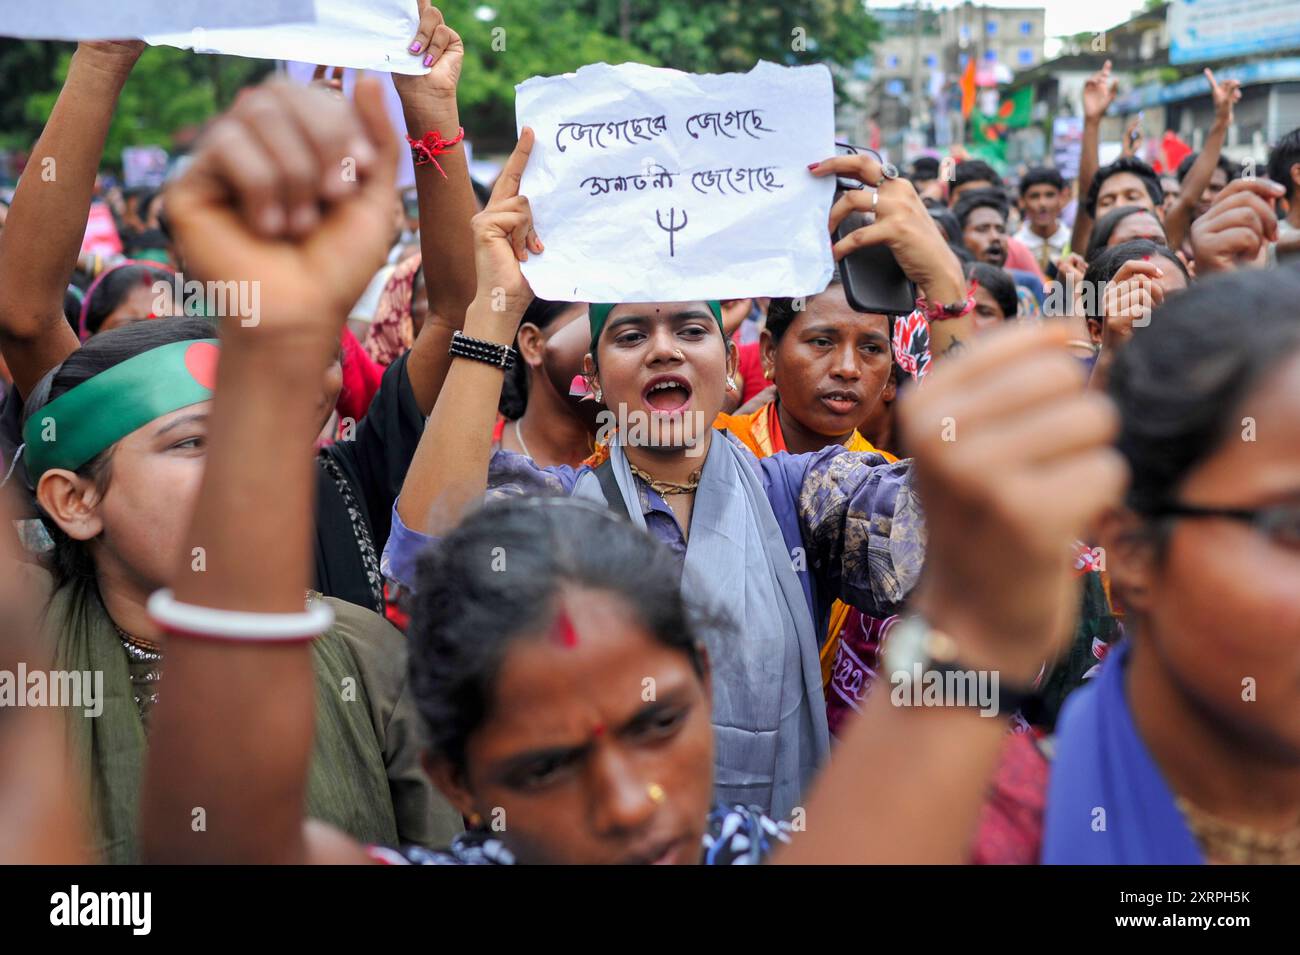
449 330 517 370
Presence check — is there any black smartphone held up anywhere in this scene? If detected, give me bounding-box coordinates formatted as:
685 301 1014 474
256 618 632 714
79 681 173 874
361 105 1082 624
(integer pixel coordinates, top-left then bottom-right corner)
832 194 916 315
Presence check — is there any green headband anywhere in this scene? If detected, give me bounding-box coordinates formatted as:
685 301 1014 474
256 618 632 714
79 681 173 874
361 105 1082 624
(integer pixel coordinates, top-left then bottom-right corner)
588 301 725 354
23 339 219 481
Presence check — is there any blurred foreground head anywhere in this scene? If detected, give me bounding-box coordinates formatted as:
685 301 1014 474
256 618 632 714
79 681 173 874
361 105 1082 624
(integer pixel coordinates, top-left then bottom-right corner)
408 497 716 864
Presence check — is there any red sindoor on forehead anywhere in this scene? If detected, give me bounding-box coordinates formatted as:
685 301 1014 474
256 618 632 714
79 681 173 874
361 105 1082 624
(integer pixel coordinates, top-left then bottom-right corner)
552 606 579 648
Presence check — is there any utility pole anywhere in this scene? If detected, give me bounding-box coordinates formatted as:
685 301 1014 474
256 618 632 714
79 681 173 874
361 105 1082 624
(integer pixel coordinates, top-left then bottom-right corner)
910 0 924 136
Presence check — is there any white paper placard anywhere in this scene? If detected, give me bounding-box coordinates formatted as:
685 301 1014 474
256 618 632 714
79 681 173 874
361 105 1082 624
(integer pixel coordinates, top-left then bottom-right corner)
282 61 417 189
0 0 314 41
515 60 836 303
147 0 428 75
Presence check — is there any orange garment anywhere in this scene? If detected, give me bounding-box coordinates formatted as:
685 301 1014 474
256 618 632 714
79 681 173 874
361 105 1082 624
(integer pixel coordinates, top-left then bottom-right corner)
713 401 897 688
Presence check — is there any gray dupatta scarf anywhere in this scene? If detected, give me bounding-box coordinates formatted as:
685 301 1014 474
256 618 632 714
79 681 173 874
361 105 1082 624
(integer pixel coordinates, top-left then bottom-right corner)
573 433 829 819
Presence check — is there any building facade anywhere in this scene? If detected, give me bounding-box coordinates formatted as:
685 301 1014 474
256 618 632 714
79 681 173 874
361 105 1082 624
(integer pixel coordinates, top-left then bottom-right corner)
863 2 1046 160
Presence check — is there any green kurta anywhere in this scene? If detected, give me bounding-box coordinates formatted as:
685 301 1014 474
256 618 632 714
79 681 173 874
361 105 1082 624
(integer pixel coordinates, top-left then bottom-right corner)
44 577 462 863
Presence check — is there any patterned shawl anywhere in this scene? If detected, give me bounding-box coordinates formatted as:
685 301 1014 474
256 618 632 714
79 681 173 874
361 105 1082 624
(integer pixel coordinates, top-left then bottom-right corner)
713 400 899 727
363 253 423 366
573 434 829 820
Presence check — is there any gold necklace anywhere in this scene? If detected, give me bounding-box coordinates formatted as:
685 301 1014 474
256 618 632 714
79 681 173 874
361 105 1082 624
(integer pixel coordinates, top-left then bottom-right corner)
628 461 702 497
1176 797 1300 865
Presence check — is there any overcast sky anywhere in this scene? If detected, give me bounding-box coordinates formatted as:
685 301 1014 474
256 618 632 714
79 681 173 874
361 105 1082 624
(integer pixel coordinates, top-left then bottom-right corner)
867 0 1154 53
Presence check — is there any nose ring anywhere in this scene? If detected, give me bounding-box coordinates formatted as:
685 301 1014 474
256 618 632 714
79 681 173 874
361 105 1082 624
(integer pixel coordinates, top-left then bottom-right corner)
671 349 684 361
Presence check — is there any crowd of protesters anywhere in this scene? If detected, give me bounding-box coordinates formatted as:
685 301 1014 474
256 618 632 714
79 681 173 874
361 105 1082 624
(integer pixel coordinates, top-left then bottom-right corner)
1 5 1298 866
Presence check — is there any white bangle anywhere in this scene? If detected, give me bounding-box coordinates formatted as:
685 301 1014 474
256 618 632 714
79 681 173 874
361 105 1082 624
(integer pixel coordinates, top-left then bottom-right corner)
147 589 334 642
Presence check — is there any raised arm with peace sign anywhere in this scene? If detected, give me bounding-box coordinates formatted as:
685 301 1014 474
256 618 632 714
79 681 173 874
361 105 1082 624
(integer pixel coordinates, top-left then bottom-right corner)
468 127 545 325
1165 67 1246 250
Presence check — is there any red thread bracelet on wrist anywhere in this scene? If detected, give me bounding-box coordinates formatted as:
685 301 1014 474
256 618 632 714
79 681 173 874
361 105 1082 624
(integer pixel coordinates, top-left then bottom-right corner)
406 127 465 179
917 279 977 322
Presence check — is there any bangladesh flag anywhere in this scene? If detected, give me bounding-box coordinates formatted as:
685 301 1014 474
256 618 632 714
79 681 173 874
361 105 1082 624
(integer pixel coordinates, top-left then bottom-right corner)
965 88 1033 168
998 87 1033 128
967 110 1007 166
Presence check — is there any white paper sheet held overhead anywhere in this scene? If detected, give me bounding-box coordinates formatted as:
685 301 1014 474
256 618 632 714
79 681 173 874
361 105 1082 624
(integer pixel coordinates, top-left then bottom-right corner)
1 0 314 41
515 60 836 303
147 0 428 75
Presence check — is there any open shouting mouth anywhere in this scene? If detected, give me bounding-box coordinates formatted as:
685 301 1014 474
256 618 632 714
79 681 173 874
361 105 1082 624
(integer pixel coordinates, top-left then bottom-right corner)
642 374 693 415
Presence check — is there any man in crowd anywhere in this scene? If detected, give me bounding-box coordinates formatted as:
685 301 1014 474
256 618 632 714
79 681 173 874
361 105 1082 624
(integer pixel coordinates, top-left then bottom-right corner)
950 159 1046 280
1176 151 1238 219
954 187 1044 305
1267 127 1300 256
1085 156 1164 221
1016 166 1072 274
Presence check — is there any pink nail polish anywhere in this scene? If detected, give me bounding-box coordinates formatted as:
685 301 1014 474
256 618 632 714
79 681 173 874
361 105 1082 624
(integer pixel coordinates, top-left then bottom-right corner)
423 53 434 67
569 375 591 397
409 41 421 53
807 162 819 171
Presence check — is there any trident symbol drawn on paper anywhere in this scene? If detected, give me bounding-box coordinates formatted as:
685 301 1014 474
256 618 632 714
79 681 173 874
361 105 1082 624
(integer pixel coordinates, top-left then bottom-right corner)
656 207 688 257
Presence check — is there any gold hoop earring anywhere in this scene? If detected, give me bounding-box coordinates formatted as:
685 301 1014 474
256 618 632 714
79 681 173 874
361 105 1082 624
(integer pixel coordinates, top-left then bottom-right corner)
647 782 665 804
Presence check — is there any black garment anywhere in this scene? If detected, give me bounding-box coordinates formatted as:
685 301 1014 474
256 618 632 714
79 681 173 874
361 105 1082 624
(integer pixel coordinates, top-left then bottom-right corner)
0 385 36 519
313 351 425 613
0 384 19 467
1023 570 1124 731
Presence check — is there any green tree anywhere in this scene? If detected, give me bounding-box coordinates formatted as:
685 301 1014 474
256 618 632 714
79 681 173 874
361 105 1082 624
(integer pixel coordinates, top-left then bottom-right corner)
442 0 878 144
439 0 654 147
2 2 879 161
13 44 271 168
0 39 65 153
573 0 880 75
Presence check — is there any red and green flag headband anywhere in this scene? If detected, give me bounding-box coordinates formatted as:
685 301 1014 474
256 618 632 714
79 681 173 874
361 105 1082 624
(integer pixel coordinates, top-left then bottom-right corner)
23 339 219 481
588 301 724 354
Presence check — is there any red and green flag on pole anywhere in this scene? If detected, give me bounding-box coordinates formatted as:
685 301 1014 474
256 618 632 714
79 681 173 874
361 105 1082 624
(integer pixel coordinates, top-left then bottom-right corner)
966 87 1033 169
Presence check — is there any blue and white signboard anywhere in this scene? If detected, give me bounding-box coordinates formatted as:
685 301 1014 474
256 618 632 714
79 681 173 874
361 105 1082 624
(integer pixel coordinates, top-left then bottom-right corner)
1169 0 1300 64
